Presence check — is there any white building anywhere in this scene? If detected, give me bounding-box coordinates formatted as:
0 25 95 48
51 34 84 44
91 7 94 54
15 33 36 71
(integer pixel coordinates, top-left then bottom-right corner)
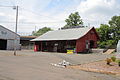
0 25 20 50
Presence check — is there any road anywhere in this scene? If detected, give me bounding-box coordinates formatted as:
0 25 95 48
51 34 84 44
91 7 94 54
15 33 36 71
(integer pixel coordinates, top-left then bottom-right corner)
0 50 120 80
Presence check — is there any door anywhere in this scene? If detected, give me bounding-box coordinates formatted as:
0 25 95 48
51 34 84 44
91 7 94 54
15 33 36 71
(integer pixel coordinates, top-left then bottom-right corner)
53 43 58 52
0 39 7 50
90 40 94 48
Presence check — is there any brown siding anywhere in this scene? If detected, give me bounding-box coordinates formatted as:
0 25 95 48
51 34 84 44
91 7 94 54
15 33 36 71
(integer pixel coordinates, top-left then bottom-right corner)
34 28 99 53
76 28 99 52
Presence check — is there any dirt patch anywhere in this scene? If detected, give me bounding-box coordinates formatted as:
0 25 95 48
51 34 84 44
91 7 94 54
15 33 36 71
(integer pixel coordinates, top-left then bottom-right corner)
67 60 120 75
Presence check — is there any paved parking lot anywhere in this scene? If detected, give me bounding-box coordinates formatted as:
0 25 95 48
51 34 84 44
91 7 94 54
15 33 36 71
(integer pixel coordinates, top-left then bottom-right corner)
0 50 120 80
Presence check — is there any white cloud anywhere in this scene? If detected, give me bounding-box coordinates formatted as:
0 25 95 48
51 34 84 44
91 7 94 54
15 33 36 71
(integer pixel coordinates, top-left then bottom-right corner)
0 12 5 16
0 0 79 35
77 0 120 27
1 0 120 36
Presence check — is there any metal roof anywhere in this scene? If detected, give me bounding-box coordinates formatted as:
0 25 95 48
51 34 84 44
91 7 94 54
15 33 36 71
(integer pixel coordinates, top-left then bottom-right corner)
0 25 20 36
31 27 94 41
20 36 37 40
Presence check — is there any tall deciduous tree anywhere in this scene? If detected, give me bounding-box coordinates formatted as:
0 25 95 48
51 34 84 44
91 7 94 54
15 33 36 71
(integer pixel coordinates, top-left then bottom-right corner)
96 15 120 48
62 12 83 29
32 27 52 36
96 24 114 48
109 16 120 44
96 24 111 41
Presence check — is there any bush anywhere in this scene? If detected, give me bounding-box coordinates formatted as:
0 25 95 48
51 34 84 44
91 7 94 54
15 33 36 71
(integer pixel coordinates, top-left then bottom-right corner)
97 40 116 48
97 41 106 48
117 60 120 67
111 56 116 62
106 58 112 65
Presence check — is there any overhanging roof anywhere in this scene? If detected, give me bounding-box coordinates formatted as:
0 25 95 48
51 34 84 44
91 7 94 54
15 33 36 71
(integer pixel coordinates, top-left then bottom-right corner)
31 27 94 41
20 36 37 40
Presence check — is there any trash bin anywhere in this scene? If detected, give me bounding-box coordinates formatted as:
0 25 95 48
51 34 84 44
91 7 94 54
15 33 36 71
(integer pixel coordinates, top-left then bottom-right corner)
67 48 74 54
34 45 39 52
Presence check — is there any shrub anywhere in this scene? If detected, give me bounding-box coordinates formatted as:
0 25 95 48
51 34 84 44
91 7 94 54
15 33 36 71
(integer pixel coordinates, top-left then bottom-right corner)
97 41 106 48
97 40 116 48
111 56 116 62
117 60 120 67
106 58 112 65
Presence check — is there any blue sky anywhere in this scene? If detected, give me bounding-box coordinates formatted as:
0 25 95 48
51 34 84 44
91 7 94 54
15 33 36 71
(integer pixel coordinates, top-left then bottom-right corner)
0 0 120 35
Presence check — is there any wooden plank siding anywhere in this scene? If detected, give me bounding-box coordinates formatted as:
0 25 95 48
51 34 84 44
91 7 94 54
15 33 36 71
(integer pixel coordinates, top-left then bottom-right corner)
76 28 99 53
34 27 99 53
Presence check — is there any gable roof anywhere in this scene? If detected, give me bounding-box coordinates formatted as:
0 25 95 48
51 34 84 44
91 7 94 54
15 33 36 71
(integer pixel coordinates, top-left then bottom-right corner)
31 27 94 41
0 25 20 36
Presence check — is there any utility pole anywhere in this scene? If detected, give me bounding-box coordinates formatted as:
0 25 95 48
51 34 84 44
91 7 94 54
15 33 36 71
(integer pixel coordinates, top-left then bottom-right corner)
13 6 18 56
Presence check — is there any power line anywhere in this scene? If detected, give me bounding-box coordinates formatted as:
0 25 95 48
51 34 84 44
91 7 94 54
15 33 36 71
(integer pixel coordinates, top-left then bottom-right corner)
19 7 65 21
0 5 65 25
0 21 65 24
0 5 15 7
10 0 16 6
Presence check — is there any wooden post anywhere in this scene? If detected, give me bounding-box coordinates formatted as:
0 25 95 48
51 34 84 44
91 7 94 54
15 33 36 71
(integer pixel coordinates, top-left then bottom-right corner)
45 42 47 52
66 41 67 47
75 40 78 53
41 42 42 51
66 41 67 53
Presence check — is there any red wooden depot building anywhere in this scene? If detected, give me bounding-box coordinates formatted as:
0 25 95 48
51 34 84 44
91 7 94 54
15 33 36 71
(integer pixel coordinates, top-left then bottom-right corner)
31 27 99 53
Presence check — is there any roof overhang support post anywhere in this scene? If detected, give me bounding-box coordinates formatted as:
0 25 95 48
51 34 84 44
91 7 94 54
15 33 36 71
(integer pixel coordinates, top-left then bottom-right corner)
66 41 68 52
75 40 78 53
41 41 42 52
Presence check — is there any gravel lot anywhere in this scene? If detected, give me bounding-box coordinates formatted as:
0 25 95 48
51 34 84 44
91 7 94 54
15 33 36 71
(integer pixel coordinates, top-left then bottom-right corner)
0 50 120 80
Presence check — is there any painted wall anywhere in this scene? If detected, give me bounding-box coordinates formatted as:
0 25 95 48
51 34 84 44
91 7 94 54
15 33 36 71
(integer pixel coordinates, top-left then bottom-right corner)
76 28 99 52
0 26 20 50
34 28 99 53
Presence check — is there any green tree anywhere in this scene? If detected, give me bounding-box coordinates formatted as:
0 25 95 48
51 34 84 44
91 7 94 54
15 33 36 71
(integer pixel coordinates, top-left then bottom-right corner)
62 12 83 29
32 27 52 36
96 15 120 48
109 15 120 44
96 24 111 41
96 24 113 48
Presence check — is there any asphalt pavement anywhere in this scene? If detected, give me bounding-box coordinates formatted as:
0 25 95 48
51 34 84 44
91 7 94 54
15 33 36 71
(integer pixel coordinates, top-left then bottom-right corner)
0 50 119 80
